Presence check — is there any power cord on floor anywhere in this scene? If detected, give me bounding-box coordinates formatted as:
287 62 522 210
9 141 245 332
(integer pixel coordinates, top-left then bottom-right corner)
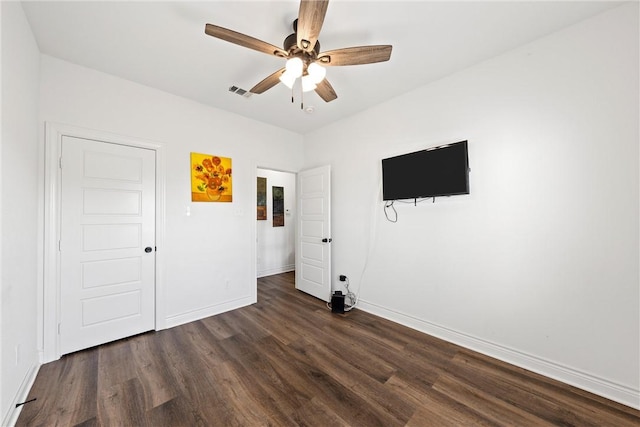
326 275 357 312
342 276 357 311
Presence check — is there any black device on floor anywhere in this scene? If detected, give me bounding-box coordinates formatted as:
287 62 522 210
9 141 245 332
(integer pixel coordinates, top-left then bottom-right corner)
331 291 345 314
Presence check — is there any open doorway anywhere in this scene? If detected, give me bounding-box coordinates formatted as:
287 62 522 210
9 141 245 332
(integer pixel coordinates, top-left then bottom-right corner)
256 168 296 278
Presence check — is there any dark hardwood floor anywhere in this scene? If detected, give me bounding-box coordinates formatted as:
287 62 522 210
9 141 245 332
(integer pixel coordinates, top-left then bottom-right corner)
17 272 640 426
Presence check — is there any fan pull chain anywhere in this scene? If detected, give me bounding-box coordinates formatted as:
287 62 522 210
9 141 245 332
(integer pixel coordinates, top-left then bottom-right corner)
300 83 304 110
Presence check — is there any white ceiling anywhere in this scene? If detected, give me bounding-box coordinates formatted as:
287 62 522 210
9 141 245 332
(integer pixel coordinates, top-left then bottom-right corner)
21 1 620 134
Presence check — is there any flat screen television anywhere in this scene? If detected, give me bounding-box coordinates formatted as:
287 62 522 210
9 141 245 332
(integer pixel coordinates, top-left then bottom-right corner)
382 140 469 201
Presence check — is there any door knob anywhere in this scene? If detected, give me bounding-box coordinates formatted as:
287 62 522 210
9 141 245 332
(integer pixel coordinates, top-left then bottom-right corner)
145 247 153 253
322 238 332 243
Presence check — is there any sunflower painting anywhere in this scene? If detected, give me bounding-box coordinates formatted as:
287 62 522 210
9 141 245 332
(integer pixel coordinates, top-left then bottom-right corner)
191 152 232 202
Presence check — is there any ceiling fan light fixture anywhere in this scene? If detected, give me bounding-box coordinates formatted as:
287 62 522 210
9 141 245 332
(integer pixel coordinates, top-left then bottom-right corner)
301 75 317 92
307 62 326 84
279 70 297 89
285 57 303 78
205 1 390 105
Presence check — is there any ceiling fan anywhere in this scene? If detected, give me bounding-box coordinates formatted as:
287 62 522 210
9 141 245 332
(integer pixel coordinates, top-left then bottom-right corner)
204 0 392 105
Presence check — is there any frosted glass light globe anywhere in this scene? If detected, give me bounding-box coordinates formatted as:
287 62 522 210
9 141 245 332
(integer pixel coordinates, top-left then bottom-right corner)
301 75 317 92
285 57 303 78
279 70 296 89
307 63 326 84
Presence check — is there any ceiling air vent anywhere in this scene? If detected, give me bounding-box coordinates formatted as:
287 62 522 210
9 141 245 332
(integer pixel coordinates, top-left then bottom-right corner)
228 86 252 98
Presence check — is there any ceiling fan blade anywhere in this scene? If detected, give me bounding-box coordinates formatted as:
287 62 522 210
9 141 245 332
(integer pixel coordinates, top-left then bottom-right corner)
297 0 329 52
250 68 286 94
317 45 392 66
315 78 337 102
205 24 288 58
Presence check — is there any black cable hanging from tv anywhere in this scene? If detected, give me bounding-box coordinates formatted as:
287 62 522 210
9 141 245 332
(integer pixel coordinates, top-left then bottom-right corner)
384 201 397 223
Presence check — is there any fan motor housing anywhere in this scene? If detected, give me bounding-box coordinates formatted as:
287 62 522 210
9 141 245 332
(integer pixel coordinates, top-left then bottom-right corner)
284 20 321 57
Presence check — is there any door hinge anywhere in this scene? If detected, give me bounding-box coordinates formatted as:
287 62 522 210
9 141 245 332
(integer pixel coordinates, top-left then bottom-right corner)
59 157 62 169
58 240 61 251
57 323 61 335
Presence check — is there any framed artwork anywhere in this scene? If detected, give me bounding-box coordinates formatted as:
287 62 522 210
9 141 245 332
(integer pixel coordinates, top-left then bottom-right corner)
190 153 232 202
272 186 284 227
257 177 267 220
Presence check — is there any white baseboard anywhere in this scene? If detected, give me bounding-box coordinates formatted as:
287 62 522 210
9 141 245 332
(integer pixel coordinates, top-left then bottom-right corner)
357 299 640 410
257 265 295 278
2 362 41 427
165 295 256 329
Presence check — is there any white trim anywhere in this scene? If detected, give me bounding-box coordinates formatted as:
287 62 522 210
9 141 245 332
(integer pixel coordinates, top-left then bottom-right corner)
257 265 295 278
1 362 40 427
250 162 258 305
165 295 255 329
357 299 640 410
41 122 166 363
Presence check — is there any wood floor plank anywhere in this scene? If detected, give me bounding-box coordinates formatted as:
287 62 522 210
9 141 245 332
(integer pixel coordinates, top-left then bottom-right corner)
97 338 137 389
387 362 505 426
289 336 413 425
287 356 399 424
204 360 283 425
433 372 556 426
244 301 304 346
448 350 640 427
328 313 407 354
145 397 206 427
219 344 310 425
406 403 499 427
129 332 179 409
293 397 352 427
170 320 230 369
261 334 401 425
288 312 399 384
326 319 445 388
97 377 147 427
152 326 238 424
16 348 98 426
17 271 640 426
198 311 241 340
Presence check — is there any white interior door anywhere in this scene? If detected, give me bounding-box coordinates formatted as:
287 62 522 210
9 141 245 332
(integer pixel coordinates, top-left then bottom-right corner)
59 136 156 355
296 165 331 301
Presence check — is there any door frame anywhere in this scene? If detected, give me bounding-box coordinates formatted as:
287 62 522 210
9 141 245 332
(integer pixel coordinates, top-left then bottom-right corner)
255 166 297 279
41 122 166 362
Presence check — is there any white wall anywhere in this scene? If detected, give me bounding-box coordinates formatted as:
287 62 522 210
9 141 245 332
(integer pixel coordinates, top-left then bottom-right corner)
303 4 639 408
38 55 304 329
256 168 296 278
1 2 41 424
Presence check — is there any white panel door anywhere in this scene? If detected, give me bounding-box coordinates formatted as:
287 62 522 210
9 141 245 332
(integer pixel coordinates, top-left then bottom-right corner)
296 165 331 301
60 136 156 355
